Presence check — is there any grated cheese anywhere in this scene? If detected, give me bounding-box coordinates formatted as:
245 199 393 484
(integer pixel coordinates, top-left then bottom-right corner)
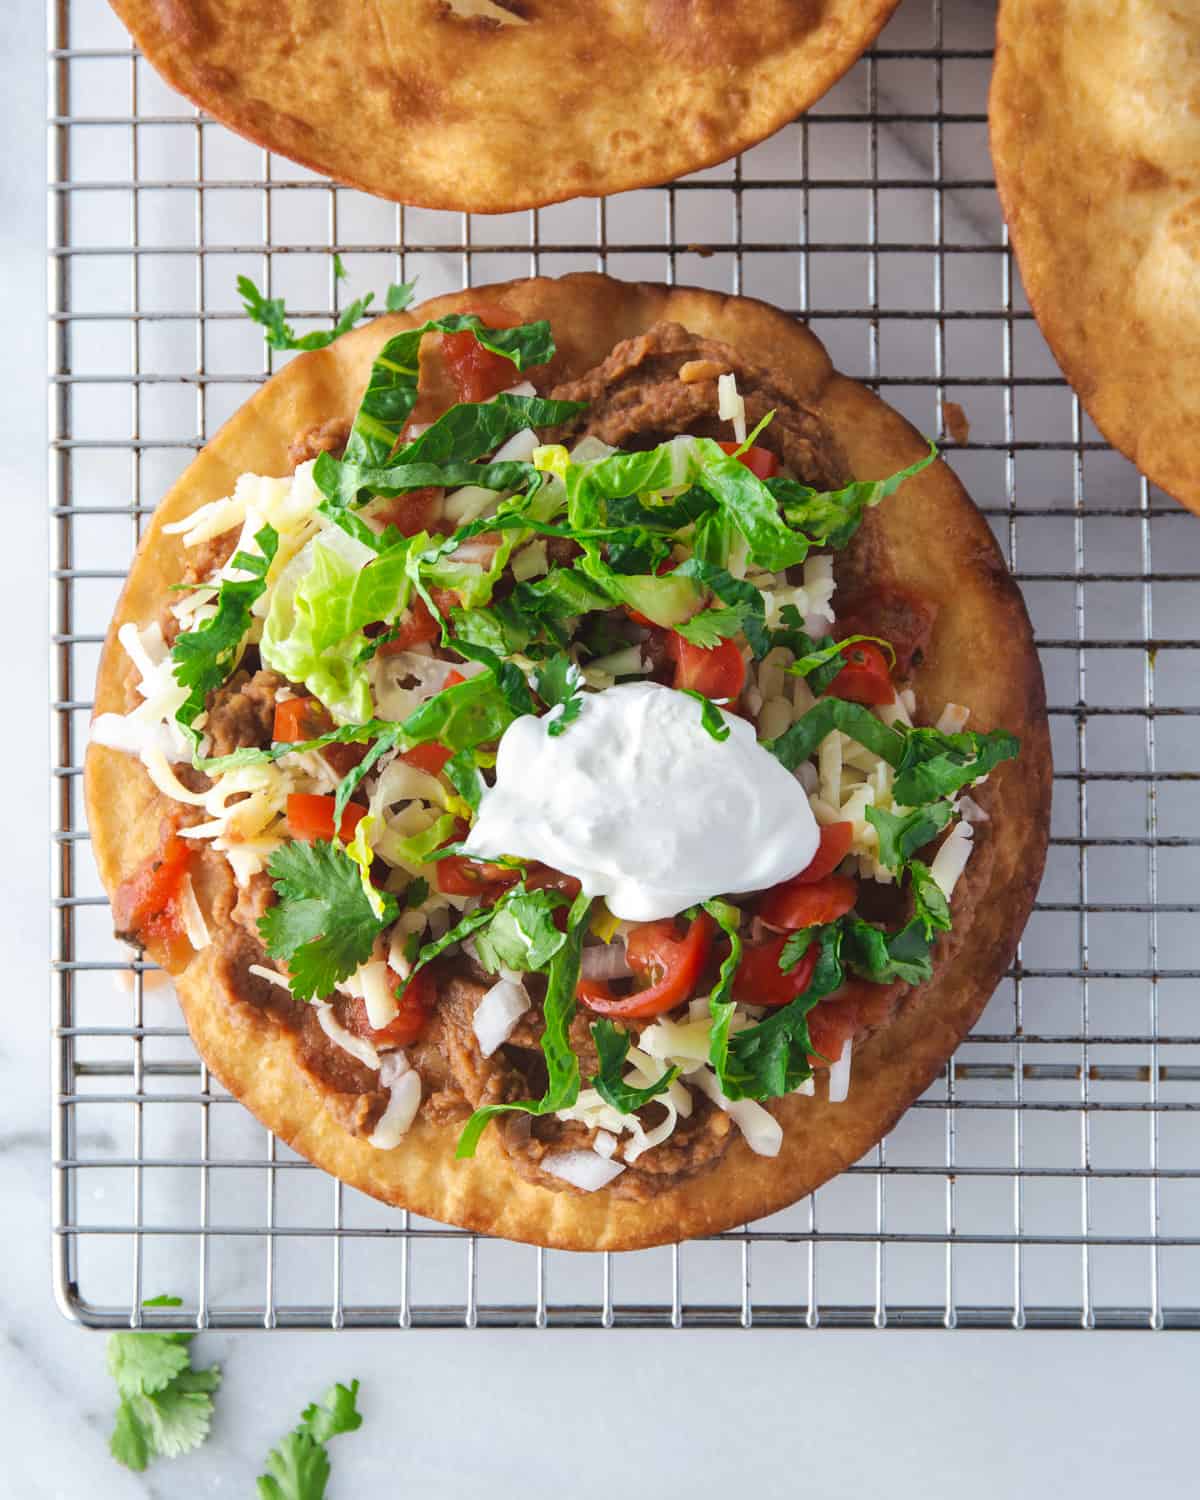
176 875 211 952
315 1003 380 1071
717 372 747 444
930 820 974 899
368 1053 422 1149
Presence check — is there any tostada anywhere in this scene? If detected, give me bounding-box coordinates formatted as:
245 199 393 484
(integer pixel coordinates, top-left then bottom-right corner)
86 274 1050 1251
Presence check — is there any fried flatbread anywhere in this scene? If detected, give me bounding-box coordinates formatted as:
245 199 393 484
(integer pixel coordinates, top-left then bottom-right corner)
990 0 1200 513
108 0 900 212
86 274 1050 1251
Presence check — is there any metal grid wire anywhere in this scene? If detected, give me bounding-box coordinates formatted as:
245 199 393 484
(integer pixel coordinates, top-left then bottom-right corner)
49 0 1200 1331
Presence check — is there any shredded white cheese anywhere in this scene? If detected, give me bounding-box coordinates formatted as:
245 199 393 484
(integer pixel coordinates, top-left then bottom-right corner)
176 875 211 952
315 1003 380 1071
717 372 747 445
827 1040 853 1104
936 702 971 735
691 1067 783 1158
541 1150 626 1192
368 1053 422 1149
930 820 974 899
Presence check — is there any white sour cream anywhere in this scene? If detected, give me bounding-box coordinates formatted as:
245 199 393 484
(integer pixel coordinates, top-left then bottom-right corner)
464 681 819 921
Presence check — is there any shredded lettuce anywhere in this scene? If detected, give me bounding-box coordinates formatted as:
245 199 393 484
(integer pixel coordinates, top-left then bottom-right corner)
456 892 592 1158
474 888 569 974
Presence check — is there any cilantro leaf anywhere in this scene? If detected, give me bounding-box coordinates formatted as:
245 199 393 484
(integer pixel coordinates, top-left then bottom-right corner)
257 1380 363 1500
535 653 585 736
457 892 592 1157
405 876 430 908
590 1018 679 1114
674 557 771 658
786 632 895 691
841 914 934 986
681 689 731 741
259 840 398 1002
396 890 520 997
865 800 955 875
909 857 952 938
474 888 569 974
673 603 745 649
171 524 278 745
443 748 485 813
106 1298 221 1474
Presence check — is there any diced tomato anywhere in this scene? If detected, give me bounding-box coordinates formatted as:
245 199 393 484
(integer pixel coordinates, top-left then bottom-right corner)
401 742 453 777
371 487 443 539
732 934 818 1008
667 632 747 702
442 669 466 689
524 864 583 901
429 586 462 618
378 596 441 655
441 328 525 405
344 966 435 1048
434 838 521 899
807 979 897 1066
286 793 368 844
794 821 854 884
578 912 714 1019
758 873 858 932
835 584 937 678
272 695 332 744
112 817 195 969
717 440 781 480
828 640 894 706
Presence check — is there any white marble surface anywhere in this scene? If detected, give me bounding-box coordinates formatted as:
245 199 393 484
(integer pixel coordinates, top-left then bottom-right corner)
4 0 1198 1494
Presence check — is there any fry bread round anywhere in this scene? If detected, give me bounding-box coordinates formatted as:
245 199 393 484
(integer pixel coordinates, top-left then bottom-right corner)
108 0 900 213
990 0 1200 513
86 274 1050 1251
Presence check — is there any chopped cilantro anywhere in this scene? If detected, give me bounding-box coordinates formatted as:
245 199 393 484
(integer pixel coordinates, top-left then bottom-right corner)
680 688 731 742
591 1018 679 1114
779 927 817 973
535 653 585 736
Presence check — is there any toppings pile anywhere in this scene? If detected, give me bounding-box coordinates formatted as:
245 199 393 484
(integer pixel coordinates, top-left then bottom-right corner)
93 301 1019 1196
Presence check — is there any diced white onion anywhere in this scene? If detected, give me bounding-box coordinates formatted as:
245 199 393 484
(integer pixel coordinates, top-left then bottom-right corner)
936 702 971 735
593 1130 618 1160
176 875 211 951
586 644 645 679
930 820 974 899
827 1039 853 1104
691 1067 782 1157
511 538 549 582
472 977 531 1058
315 1003 380 1071
579 942 634 982
793 1076 816 1097
958 794 990 825
717 372 747 445
541 1150 626 1192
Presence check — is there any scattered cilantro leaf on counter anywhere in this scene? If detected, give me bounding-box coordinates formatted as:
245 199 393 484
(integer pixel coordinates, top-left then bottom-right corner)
260 840 398 1002
256 1380 363 1500
171 524 278 747
535 653 584 736
865 800 955 876
107 1296 221 1473
591 1018 679 1114
681 689 731 742
457 892 593 1157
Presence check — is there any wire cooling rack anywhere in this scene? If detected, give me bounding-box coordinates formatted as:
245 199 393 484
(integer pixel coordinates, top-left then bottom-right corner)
49 0 1200 1331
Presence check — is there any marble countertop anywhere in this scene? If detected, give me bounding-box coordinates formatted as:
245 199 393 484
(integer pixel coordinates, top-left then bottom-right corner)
4 0 1197 1494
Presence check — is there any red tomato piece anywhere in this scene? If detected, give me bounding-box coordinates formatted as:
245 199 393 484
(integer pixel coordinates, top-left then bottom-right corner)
717 440 781 480
272 695 332 744
434 850 521 900
732 935 818 1008
667 633 747 702
794 821 855 884
442 669 466 689
806 999 859 1067
835 584 937 678
344 966 435 1048
758 874 858 931
524 864 583 901
441 330 523 405
828 640 895 706
401 742 453 777
112 818 195 968
379 596 441 655
371 487 443 539
286 793 367 844
578 912 715 1019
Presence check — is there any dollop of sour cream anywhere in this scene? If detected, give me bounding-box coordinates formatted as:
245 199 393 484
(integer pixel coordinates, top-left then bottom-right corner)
464 681 819 921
